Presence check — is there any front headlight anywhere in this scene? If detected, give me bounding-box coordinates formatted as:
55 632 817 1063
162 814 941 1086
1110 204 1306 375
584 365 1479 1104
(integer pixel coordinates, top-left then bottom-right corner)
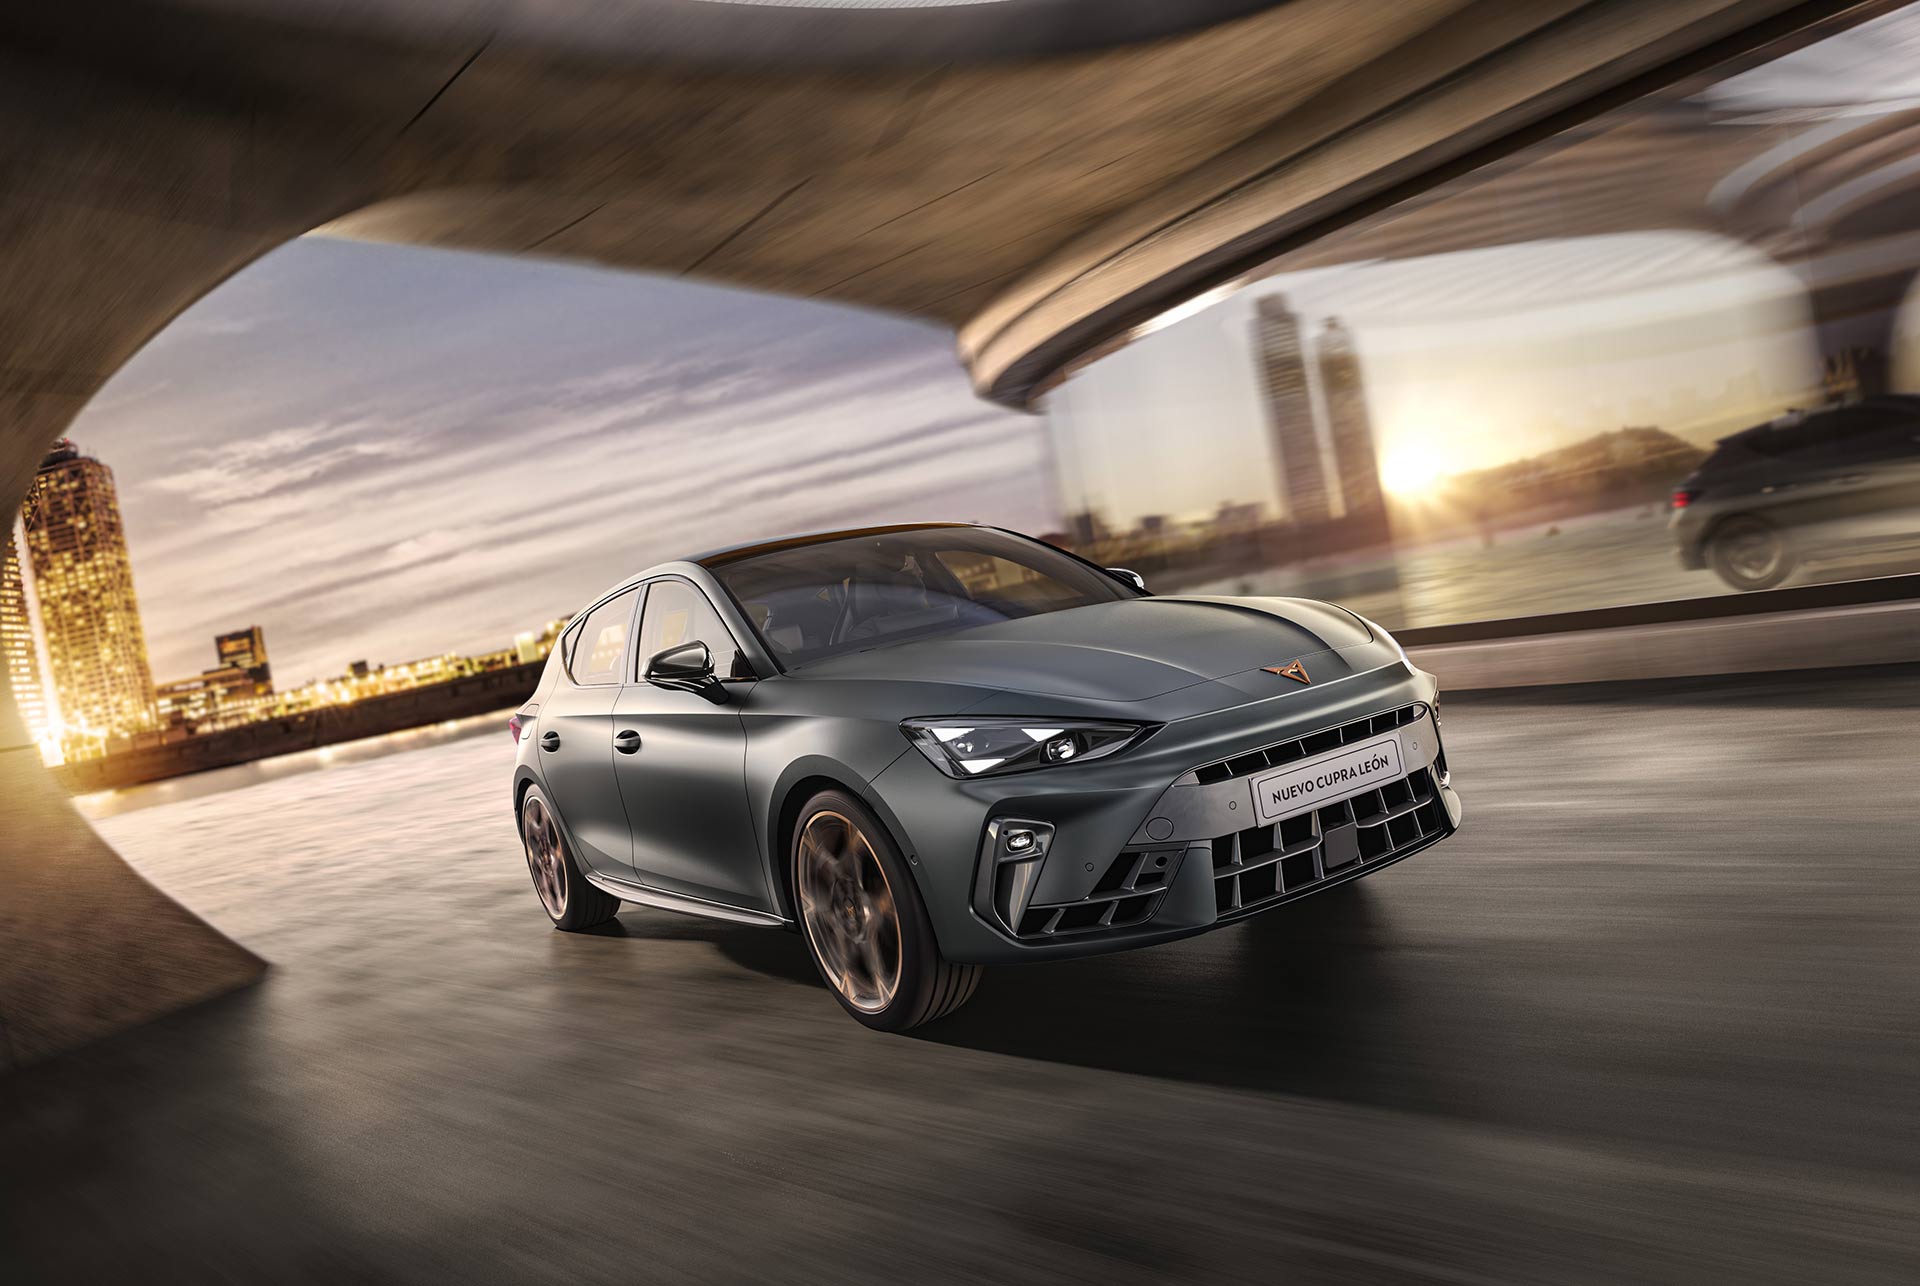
901 717 1151 778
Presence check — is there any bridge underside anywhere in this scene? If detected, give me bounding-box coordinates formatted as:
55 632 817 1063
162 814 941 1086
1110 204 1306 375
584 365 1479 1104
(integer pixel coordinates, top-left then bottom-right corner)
0 0 1829 1066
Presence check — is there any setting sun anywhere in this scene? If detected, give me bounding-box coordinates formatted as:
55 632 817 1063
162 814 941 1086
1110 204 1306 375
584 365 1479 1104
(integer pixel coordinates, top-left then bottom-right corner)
1379 445 1451 497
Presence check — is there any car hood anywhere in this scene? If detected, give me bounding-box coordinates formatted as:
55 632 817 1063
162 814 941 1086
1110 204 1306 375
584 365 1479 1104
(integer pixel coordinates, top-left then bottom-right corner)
788 596 1373 702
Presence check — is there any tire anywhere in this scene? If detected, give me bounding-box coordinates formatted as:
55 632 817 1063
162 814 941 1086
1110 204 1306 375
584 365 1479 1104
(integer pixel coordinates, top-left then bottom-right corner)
520 783 621 931
792 789 980 1031
1708 515 1796 591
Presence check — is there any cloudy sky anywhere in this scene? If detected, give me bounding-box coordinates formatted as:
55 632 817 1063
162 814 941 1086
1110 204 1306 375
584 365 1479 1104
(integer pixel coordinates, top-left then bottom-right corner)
70 237 1052 687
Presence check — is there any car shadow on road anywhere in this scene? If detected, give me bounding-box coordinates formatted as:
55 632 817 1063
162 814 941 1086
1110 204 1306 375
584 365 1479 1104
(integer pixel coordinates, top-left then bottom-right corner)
589 910 822 987
910 887 1471 1107
581 887 1481 1113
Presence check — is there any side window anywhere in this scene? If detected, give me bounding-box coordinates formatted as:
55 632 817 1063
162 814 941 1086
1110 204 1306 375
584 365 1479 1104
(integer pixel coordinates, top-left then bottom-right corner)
637 580 754 680
566 589 639 686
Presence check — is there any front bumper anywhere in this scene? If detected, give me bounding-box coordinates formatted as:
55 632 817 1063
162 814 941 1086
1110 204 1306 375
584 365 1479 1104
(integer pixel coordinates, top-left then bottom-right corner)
867 659 1462 966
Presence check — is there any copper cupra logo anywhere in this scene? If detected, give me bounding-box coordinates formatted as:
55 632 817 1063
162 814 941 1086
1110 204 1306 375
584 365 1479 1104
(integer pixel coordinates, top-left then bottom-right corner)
1262 660 1311 684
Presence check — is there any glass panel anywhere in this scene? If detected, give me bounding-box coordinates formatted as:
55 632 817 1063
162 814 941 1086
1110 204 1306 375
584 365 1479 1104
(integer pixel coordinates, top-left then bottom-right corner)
567 589 637 686
636 580 751 680
1042 4 1920 623
712 527 1135 667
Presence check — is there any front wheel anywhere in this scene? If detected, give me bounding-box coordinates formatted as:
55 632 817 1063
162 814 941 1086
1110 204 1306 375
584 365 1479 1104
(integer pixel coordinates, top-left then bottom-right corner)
793 790 980 1031
520 784 620 931
1709 516 1795 591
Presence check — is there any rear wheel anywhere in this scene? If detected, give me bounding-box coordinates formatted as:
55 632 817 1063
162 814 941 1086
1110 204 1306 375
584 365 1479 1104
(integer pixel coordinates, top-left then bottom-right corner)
793 790 980 1031
1709 516 1795 591
520 784 620 931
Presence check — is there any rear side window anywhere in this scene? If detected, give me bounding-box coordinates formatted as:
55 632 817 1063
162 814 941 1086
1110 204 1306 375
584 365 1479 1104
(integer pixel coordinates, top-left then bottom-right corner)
567 589 639 686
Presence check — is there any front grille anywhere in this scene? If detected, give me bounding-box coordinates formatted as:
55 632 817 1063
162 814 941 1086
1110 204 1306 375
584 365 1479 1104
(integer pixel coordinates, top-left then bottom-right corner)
1211 765 1447 917
1190 703 1425 786
1012 847 1179 939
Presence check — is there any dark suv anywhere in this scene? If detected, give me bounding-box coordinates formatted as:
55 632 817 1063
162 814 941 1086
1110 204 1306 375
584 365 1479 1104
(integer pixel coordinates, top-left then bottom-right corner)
1671 397 1920 590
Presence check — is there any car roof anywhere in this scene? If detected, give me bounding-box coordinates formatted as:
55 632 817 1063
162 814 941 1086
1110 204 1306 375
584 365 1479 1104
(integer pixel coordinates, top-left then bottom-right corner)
1716 394 1920 449
688 522 978 568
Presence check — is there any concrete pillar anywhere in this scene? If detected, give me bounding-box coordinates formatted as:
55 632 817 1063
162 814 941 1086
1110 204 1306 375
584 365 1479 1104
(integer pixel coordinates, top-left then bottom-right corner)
0 333 270 1066
0 59 342 1069
0 422 266 1068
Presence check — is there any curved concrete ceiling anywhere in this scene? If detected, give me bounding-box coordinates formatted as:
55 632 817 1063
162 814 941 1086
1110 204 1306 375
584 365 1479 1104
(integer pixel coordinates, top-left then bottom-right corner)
1 0 1830 417
158 0 1289 66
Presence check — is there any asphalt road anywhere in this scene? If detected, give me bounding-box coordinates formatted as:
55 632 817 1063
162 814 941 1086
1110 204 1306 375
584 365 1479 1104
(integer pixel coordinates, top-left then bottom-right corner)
5 669 1919 1283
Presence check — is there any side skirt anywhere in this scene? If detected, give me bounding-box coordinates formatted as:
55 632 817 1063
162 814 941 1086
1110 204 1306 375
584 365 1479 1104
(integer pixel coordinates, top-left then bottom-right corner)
582 869 790 928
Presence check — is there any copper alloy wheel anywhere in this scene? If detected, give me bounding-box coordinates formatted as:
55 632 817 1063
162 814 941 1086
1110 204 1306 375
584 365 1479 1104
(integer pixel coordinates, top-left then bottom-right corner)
797 810 902 1013
522 794 568 919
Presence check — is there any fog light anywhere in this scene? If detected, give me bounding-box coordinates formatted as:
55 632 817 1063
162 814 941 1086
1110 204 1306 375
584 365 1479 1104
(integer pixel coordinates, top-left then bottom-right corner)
1043 735 1078 761
1005 828 1037 854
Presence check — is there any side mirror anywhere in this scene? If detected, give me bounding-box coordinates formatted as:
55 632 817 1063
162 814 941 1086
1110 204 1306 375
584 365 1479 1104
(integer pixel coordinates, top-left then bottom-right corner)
1105 566 1147 592
645 641 726 703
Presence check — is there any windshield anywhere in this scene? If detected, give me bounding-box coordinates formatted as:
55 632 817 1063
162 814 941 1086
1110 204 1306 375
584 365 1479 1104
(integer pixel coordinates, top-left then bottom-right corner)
708 527 1140 668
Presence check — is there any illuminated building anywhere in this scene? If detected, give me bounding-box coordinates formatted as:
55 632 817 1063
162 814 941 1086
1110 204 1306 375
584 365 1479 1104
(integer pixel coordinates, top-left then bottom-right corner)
2 518 54 742
1252 294 1331 526
1313 317 1389 534
21 440 156 747
155 627 275 730
215 625 273 695
155 668 261 731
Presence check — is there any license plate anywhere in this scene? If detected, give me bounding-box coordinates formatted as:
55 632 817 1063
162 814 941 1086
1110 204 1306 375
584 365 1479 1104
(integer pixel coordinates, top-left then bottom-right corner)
1251 733 1404 823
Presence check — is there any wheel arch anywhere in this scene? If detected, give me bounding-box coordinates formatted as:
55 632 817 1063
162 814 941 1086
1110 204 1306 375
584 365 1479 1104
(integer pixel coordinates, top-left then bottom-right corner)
512 766 543 828
767 758 913 924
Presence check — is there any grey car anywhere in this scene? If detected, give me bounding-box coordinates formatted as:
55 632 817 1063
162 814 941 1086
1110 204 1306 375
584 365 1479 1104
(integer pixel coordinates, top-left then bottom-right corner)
1671 397 1920 590
510 524 1461 1030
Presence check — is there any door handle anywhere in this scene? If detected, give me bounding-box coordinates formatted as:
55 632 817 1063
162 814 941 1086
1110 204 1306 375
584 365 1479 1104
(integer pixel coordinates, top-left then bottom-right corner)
540 730 561 752
614 730 642 755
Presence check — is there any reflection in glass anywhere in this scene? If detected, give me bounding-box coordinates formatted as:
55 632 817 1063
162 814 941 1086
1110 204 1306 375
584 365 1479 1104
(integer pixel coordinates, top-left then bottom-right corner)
1042 3 1920 626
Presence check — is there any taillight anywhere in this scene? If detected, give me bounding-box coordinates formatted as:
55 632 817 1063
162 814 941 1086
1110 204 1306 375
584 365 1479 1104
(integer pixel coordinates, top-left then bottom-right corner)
508 713 526 744
1671 488 1700 509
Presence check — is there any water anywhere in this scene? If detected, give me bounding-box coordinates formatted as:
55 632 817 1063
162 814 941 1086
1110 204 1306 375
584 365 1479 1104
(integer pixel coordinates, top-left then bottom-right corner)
75 708 519 823
76 712 523 938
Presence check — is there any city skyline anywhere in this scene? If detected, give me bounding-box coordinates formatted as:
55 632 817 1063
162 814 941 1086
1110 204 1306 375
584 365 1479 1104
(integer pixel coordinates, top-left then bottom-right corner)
63 236 1051 689
1045 230 1838 533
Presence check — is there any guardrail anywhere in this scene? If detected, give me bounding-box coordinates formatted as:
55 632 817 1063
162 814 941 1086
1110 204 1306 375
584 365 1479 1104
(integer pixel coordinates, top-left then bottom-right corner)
1401 574 1920 690
1397 572 1920 646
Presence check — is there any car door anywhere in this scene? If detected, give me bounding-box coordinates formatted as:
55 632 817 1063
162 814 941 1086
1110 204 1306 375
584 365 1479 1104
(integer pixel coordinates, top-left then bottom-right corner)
1759 405 1920 553
1818 411 1920 551
612 577 769 911
536 588 641 880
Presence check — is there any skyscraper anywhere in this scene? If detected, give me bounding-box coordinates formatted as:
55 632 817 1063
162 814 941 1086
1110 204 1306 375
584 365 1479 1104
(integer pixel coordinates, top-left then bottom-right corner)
1 518 52 741
1314 316 1389 534
1253 294 1332 526
22 440 156 743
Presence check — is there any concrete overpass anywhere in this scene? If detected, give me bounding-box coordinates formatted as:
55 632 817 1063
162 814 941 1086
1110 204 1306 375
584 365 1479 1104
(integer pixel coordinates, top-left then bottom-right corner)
0 0 1868 1066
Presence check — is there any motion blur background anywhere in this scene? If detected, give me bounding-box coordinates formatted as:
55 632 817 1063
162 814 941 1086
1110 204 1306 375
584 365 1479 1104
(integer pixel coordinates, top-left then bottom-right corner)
3 1 1919 1282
